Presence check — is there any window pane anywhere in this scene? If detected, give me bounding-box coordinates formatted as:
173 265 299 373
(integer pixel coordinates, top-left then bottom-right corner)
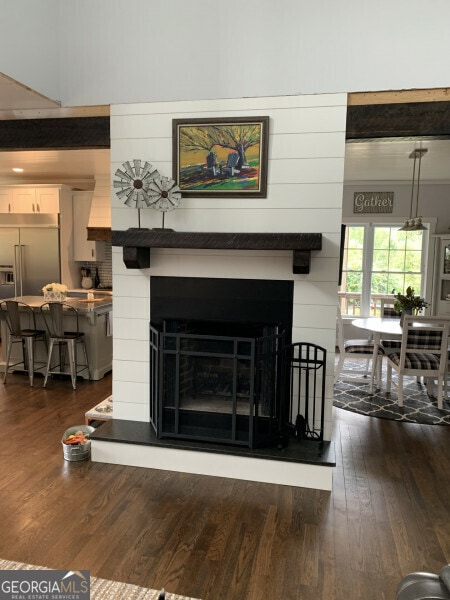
388 250 407 271
373 227 391 248
371 272 389 294
346 248 363 270
406 231 423 250
373 249 389 271
387 273 407 293
340 226 364 316
405 251 422 272
348 227 364 248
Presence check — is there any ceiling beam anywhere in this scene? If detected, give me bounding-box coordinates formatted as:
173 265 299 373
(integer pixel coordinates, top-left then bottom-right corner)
0 116 110 150
346 101 450 140
348 87 450 106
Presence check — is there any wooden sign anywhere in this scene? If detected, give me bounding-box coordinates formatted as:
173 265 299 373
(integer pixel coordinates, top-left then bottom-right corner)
353 192 394 214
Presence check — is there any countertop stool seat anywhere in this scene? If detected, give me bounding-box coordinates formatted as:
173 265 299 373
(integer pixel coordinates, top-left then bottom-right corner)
0 300 47 387
40 302 91 390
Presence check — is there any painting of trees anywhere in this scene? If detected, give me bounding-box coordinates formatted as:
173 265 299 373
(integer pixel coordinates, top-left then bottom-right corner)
173 117 269 197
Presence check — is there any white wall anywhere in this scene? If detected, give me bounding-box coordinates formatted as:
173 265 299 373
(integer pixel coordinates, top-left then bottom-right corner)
2 1 450 106
110 93 347 442
343 183 450 235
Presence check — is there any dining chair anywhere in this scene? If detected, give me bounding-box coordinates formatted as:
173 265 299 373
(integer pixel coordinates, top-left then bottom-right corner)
379 297 402 353
385 315 450 409
335 306 385 392
0 300 47 387
40 302 91 390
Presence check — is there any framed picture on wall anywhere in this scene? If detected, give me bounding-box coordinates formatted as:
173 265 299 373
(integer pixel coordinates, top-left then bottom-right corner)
172 116 269 198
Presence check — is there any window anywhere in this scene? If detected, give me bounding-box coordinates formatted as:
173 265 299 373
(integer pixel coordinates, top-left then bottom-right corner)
339 223 428 316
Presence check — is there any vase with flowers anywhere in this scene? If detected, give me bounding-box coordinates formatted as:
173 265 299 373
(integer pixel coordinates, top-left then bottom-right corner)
393 286 428 325
42 282 68 302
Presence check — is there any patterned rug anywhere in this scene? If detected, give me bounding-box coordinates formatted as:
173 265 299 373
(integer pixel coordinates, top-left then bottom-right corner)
334 361 450 425
0 558 201 600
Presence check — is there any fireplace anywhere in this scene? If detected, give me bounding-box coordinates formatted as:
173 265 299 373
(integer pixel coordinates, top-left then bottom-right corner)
149 277 293 448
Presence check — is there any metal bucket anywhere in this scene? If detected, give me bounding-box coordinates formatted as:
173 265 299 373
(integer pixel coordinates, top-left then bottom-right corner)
62 425 95 461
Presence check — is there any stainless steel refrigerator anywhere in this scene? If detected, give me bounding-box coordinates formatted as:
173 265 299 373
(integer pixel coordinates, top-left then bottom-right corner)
0 215 61 300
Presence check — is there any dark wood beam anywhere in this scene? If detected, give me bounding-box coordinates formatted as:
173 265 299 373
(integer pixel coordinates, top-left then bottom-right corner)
87 227 112 242
112 229 322 274
346 101 450 140
0 116 110 150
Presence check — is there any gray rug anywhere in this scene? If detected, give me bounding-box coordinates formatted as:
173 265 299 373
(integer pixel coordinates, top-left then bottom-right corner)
334 361 450 425
0 558 201 600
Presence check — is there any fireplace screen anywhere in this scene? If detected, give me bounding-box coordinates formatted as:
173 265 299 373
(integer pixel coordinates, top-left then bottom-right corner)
150 322 285 448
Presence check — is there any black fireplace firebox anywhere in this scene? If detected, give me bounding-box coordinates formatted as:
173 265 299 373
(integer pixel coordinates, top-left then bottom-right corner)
149 277 294 448
150 321 285 448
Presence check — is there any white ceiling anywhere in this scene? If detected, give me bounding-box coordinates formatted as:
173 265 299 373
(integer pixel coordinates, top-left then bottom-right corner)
0 148 111 183
344 138 450 184
1 73 450 185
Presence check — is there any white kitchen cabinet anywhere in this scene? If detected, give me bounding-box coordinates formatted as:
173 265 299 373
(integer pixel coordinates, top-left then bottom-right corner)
35 188 60 213
0 186 60 214
0 188 13 213
12 188 38 213
73 191 105 262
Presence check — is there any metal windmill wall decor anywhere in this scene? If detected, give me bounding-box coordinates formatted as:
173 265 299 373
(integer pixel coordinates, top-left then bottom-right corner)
113 159 181 229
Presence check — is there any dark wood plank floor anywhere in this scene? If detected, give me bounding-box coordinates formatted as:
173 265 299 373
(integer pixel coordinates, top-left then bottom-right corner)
0 370 449 600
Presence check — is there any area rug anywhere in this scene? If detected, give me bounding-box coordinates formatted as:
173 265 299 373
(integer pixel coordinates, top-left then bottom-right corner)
0 558 201 600
334 361 450 425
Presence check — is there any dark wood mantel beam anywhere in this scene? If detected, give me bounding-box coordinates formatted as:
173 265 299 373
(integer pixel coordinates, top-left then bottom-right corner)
112 229 322 274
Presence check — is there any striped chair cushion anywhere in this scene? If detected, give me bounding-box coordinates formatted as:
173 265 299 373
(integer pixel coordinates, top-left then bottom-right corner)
388 352 440 370
407 329 443 350
344 339 385 355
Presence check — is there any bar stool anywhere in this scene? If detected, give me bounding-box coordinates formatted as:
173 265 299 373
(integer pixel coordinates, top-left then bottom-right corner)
0 300 47 387
40 302 91 390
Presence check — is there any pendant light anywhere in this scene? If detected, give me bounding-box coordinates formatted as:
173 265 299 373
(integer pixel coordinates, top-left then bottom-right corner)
399 148 428 231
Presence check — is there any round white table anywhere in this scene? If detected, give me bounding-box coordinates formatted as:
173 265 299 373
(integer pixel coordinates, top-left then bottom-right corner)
352 317 402 338
351 317 402 391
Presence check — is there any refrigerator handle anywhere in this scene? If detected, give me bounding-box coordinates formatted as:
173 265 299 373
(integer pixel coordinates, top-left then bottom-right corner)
19 245 25 297
13 245 20 298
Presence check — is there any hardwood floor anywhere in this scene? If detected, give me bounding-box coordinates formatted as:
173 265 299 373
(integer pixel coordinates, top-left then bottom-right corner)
0 370 449 599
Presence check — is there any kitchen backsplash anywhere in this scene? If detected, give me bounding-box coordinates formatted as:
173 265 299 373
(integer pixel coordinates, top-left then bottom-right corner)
81 242 112 288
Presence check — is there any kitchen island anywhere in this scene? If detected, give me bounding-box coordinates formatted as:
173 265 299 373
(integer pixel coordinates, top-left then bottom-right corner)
0 295 113 381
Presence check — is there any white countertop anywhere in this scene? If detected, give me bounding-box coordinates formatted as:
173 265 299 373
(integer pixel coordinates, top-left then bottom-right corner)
3 295 113 313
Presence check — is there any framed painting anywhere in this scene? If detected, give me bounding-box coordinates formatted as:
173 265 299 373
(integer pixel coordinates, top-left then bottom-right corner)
172 116 269 198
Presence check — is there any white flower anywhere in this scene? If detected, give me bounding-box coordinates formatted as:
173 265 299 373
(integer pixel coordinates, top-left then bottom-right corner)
42 282 67 294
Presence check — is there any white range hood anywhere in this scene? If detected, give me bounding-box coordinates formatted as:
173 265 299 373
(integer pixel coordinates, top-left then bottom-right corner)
88 175 111 230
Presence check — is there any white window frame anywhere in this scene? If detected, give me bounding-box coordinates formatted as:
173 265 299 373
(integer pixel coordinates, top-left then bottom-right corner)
340 217 436 317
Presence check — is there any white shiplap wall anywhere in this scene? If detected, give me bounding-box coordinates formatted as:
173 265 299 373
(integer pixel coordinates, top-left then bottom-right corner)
110 93 346 447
